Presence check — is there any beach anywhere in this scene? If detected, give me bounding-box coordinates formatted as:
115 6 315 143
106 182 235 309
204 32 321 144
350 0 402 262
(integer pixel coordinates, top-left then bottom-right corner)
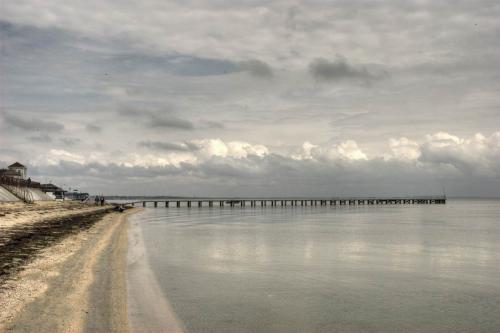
0 202 137 332
2 200 500 332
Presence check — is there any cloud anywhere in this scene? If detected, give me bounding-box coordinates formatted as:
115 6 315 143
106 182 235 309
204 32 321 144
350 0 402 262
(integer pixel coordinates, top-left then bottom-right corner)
28 133 52 143
118 108 195 130
24 132 500 196
389 137 420 160
3 112 64 132
202 121 225 129
148 114 195 130
293 140 367 161
31 133 500 174
59 137 81 146
85 124 102 133
46 149 86 164
117 108 143 117
2 2 500 197
137 140 197 152
418 132 499 176
308 56 381 82
238 59 273 78
192 139 269 159
170 56 238 76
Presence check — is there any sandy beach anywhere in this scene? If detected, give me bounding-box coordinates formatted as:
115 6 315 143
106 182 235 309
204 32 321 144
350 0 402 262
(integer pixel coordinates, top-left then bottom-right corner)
0 201 111 230
0 202 138 332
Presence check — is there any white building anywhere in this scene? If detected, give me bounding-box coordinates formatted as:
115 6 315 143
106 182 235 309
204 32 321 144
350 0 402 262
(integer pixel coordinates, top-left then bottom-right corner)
7 162 27 179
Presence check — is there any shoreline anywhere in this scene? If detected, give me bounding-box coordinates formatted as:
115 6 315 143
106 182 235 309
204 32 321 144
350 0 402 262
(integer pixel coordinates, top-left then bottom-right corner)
0 204 139 332
84 207 135 332
127 211 186 333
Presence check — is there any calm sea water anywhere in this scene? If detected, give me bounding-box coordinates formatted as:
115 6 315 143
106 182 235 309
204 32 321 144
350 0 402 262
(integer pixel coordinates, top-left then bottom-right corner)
128 199 500 333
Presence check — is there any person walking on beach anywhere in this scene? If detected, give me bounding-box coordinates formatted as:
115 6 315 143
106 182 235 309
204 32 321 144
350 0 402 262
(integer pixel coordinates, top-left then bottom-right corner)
100 196 105 206
95 195 100 206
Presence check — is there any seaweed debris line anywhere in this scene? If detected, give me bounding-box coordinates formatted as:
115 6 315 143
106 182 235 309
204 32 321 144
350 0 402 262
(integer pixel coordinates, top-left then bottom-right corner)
0 200 137 333
0 201 113 281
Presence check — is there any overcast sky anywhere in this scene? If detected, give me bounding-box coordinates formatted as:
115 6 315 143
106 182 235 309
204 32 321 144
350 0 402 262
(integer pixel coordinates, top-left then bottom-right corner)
1 0 500 196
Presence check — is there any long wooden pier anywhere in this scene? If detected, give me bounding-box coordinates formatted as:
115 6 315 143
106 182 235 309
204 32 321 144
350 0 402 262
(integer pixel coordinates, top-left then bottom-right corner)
124 196 446 208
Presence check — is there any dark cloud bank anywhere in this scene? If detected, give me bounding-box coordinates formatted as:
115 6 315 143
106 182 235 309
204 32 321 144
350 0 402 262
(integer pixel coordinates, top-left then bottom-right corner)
2 112 64 132
309 56 384 83
118 108 195 130
137 140 198 152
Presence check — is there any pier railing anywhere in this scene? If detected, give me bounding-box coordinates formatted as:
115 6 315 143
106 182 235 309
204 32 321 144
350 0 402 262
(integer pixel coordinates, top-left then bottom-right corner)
121 196 446 208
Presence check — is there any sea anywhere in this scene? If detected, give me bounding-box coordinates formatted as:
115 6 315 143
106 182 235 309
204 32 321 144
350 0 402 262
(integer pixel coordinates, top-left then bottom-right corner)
126 199 500 333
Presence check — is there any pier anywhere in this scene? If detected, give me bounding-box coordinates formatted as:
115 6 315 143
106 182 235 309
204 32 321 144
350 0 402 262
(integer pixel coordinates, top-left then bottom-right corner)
124 196 446 208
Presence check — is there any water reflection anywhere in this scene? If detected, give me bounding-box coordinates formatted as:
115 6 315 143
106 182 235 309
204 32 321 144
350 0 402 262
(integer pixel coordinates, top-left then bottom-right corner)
133 200 500 333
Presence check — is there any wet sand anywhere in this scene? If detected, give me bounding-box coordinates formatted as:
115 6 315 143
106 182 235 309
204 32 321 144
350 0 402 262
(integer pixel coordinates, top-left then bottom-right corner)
0 203 139 332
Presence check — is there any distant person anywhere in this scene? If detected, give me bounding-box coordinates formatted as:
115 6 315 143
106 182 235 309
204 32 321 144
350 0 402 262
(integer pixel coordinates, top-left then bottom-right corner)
95 195 100 206
100 196 105 206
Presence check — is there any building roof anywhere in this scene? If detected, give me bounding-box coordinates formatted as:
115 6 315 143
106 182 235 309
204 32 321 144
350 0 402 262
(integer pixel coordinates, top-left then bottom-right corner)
8 162 26 168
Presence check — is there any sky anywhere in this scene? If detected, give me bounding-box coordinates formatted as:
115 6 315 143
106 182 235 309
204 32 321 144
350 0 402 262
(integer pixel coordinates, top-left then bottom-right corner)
1 0 500 196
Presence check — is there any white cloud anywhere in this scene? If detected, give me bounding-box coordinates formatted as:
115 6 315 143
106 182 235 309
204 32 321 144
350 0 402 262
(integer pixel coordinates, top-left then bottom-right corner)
35 139 270 168
419 131 500 176
194 139 229 158
389 137 420 160
34 133 500 177
14 132 499 196
292 141 317 160
425 132 464 147
46 149 85 164
226 141 269 158
336 140 368 161
293 140 367 161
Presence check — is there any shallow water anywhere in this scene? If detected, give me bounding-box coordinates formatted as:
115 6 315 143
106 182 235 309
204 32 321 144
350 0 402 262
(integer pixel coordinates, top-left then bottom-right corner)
128 199 500 333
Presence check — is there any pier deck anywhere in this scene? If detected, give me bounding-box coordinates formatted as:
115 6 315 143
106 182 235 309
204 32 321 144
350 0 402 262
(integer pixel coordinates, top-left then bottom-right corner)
123 196 446 208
